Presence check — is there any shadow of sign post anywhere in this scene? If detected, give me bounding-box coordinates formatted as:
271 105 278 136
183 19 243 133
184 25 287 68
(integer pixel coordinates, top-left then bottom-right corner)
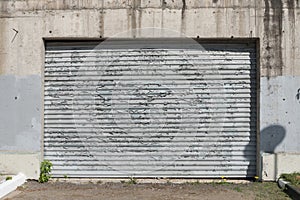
258 125 286 179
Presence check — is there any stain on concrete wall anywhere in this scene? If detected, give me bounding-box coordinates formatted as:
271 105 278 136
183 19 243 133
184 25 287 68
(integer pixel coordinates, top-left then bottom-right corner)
263 0 283 77
0 75 41 151
181 0 186 35
0 19 6 75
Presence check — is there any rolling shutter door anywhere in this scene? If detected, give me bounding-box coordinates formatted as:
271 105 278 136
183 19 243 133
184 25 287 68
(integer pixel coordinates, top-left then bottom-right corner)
44 39 257 178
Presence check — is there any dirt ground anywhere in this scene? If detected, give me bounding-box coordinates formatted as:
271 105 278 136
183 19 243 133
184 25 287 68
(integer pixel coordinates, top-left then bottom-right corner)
3 180 290 200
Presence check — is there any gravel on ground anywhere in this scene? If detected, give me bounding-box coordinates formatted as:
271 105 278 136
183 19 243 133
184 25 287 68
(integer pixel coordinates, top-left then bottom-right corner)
3 180 290 200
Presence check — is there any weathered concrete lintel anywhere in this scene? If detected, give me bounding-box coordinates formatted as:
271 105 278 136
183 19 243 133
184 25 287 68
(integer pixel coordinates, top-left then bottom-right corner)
0 0 299 12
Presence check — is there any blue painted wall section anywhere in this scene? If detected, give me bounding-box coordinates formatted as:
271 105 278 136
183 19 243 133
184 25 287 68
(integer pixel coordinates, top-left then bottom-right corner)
261 76 300 153
0 75 42 152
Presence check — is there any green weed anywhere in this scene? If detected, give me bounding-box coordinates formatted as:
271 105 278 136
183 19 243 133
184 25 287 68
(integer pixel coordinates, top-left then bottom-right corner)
280 172 300 186
128 177 137 184
39 160 53 183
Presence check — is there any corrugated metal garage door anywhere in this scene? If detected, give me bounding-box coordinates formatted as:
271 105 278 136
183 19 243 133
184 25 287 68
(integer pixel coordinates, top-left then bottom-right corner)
44 39 257 178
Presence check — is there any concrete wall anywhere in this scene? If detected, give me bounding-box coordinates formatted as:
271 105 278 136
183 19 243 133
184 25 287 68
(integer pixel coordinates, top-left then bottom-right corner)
0 0 299 180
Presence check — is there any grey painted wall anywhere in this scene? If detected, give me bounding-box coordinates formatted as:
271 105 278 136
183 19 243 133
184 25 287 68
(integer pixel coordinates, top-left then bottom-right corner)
0 75 42 152
260 76 300 153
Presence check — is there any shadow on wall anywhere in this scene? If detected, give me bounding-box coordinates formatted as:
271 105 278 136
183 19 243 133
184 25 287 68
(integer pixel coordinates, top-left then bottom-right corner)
260 125 285 153
244 125 285 178
259 125 285 179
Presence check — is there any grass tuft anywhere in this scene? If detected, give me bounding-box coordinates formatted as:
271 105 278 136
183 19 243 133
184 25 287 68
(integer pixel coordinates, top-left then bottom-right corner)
280 172 300 186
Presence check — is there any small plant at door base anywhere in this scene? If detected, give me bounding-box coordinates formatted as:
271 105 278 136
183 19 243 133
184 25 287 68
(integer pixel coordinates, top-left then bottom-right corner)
127 177 137 184
6 176 12 181
221 176 226 182
39 160 53 183
216 176 231 185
